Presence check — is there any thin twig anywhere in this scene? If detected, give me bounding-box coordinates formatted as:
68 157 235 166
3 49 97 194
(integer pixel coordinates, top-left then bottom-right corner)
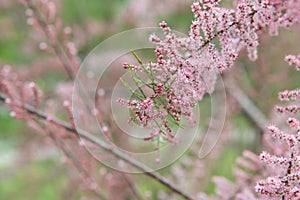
120 174 144 200
0 93 195 200
190 11 257 56
45 126 106 200
25 0 75 80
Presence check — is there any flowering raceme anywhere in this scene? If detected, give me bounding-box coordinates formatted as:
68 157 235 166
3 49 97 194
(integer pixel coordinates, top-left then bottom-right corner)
286 54 300 71
0 65 42 119
255 56 300 199
118 0 300 144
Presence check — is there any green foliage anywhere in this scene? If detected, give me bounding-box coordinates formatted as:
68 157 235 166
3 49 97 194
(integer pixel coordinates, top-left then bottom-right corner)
205 147 242 194
0 107 24 139
0 160 75 200
62 0 128 23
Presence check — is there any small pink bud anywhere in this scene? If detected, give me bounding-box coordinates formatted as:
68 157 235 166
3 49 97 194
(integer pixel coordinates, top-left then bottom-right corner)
10 111 16 117
102 126 108 133
5 98 11 104
97 88 105 97
25 9 33 16
27 18 34 26
28 82 35 88
156 158 161 164
63 26 72 35
39 42 48 50
78 140 85 146
63 100 70 107
46 116 53 122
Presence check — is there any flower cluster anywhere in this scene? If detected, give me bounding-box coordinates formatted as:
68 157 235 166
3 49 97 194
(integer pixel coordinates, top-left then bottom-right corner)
286 54 300 71
276 88 300 115
118 97 156 127
198 150 263 200
119 0 300 144
0 65 42 119
255 57 300 199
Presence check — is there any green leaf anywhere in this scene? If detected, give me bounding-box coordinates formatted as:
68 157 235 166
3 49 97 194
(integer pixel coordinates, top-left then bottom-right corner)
120 78 144 101
131 51 155 81
130 70 147 98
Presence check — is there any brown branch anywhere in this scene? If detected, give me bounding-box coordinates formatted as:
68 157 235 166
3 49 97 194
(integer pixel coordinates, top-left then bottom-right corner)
0 93 195 200
225 78 269 133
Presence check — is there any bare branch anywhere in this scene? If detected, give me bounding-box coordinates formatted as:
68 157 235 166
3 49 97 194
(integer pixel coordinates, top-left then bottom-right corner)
24 0 75 80
45 126 106 199
225 79 269 132
0 93 195 200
